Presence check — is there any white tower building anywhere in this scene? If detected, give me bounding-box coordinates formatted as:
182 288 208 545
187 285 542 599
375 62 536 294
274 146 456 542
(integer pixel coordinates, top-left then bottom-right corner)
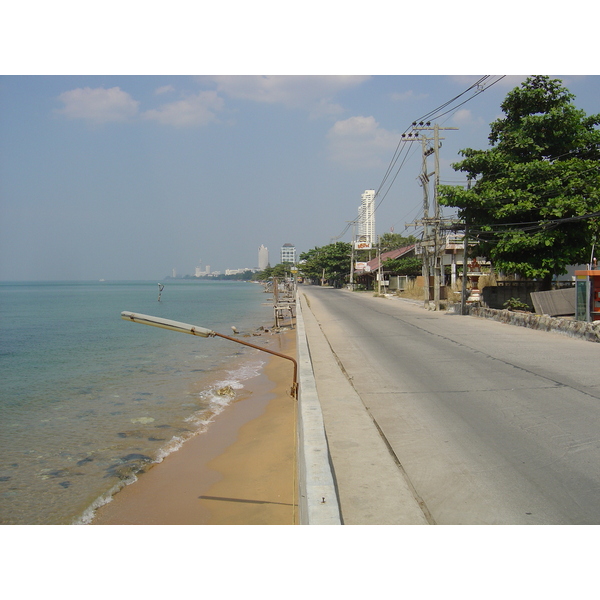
258 245 269 270
358 189 376 246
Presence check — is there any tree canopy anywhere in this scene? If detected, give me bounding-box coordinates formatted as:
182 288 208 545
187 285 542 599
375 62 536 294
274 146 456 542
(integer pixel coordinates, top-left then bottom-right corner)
439 76 600 288
382 256 422 277
299 242 351 287
378 232 418 253
252 263 292 281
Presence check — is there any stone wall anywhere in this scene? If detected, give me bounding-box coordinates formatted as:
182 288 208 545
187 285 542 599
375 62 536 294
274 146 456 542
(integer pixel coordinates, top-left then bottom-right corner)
468 305 600 343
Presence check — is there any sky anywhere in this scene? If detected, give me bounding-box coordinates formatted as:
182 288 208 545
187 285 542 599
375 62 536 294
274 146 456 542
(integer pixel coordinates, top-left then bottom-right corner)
1 6 598 281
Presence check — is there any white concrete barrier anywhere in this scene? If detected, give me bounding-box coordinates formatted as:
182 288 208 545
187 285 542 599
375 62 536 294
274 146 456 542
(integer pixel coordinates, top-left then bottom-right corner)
296 293 342 525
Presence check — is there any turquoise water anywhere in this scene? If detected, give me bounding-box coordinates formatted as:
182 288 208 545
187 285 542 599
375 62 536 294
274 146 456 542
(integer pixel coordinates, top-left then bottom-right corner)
0 280 275 524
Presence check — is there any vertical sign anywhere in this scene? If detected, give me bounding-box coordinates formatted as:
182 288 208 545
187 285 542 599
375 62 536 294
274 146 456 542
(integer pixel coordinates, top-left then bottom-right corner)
576 276 589 322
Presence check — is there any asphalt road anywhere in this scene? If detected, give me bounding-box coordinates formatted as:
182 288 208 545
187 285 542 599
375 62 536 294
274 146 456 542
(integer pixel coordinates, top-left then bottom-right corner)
300 285 600 524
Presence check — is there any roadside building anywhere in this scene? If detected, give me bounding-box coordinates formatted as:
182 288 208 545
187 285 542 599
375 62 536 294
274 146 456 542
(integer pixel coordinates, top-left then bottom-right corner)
280 243 296 264
354 244 416 290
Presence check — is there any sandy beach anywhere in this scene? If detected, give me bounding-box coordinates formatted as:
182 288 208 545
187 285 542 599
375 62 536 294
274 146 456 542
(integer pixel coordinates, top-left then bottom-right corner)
92 329 298 525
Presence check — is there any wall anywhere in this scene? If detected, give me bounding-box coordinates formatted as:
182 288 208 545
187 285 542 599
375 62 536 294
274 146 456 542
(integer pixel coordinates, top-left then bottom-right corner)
481 281 545 310
468 305 600 343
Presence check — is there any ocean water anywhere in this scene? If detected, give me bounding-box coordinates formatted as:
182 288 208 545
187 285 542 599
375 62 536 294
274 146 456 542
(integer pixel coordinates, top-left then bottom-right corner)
0 280 278 524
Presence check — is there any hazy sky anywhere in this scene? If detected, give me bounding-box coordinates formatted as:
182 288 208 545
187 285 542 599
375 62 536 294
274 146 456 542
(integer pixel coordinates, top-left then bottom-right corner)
1 2 597 281
1 74 598 281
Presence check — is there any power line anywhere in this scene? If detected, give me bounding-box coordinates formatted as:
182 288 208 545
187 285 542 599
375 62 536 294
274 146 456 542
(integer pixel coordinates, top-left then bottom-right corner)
425 76 506 122
374 77 497 197
371 76 507 218
331 76 509 243
469 211 600 239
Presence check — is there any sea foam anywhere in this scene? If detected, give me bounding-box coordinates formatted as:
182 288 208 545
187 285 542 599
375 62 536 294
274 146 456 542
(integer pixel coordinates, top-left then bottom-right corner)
79 356 267 524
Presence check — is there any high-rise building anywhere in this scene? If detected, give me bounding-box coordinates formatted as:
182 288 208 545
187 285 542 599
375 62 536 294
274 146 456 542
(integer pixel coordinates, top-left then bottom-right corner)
258 245 269 270
358 189 376 247
280 243 296 264
195 261 211 277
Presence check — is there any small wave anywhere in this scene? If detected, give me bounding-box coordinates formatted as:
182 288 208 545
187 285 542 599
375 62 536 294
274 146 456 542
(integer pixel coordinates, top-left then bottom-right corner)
76 358 267 524
154 432 197 461
227 358 266 382
192 358 266 419
74 475 138 525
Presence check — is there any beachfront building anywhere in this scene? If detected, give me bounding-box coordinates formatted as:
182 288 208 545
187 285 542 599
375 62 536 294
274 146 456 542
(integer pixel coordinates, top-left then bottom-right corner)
280 243 296 265
225 268 247 275
258 245 269 270
358 189 376 248
195 263 211 277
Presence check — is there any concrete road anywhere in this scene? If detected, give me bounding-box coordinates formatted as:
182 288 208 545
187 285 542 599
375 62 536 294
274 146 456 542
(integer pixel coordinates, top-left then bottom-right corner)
299 285 600 524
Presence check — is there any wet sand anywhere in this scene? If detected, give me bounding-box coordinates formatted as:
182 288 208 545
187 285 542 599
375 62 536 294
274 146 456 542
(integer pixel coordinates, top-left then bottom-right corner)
92 330 298 525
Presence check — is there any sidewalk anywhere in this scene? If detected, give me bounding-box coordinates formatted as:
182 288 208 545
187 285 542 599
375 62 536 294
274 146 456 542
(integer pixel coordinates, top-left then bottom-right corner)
297 288 429 525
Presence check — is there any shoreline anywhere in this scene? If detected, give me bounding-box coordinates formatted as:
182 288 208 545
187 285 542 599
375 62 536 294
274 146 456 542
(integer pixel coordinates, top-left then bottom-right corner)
91 328 297 525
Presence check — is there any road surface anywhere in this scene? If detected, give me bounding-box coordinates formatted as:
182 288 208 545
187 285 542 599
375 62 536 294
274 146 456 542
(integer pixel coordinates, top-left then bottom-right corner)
299 285 600 525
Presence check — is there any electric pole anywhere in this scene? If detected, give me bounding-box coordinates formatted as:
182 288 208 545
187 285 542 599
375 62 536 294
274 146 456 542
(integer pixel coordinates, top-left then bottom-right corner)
407 122 458 310
460 177 472 315
402 130 431 307
349 221 356 290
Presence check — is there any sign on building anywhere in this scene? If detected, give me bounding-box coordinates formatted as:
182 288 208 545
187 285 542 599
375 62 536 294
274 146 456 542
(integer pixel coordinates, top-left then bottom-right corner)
354 235 372 250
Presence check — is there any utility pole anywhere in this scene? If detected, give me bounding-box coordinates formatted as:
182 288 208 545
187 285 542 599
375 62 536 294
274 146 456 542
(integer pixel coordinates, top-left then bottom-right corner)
377 235 382 295
408 122 458 310
460 178 472 315
402 130 431 307
420 135 434 308
349 221 356 290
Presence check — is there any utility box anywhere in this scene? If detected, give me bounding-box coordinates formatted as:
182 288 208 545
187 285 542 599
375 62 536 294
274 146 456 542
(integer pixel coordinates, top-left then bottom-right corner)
575 270 600 322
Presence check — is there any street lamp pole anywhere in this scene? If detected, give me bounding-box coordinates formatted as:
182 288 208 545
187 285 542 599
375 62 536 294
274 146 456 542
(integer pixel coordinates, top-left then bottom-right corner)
121 311 298 398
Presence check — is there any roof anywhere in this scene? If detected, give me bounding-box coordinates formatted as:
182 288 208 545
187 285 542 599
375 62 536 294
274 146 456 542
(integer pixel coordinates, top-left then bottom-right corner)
356 244 416 273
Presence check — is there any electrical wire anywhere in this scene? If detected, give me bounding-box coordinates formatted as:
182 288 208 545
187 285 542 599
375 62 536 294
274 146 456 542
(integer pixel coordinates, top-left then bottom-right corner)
371 76 507 222
331 76 516 242
468 211 600 239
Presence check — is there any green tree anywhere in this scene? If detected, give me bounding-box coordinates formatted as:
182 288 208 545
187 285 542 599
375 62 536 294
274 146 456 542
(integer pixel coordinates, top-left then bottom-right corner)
299 242 352 287
252 263 290 281
378 232 418 253
439 76 600 289
382 256 422 277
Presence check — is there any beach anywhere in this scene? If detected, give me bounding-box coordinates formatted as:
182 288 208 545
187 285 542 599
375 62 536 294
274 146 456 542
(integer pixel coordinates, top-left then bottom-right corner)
92 328 298 525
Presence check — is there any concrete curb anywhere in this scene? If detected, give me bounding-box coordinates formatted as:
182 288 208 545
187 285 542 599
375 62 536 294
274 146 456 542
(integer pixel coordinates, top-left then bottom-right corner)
297 287 431 524
295 293 342 525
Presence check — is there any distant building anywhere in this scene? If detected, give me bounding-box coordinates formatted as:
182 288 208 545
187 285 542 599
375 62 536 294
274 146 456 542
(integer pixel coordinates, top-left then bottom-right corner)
225 267 259 275
280 243 296 264
357 189 376 248
258 245 269 270
195 263 211 277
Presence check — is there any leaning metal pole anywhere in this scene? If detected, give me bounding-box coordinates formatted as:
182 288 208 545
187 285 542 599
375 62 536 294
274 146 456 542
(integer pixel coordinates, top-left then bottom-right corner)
121 311 298 398
213 331 297 398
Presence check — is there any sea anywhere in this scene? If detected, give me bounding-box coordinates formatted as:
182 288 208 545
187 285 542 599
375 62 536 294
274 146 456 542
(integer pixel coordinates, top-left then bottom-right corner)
0 279 277 525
